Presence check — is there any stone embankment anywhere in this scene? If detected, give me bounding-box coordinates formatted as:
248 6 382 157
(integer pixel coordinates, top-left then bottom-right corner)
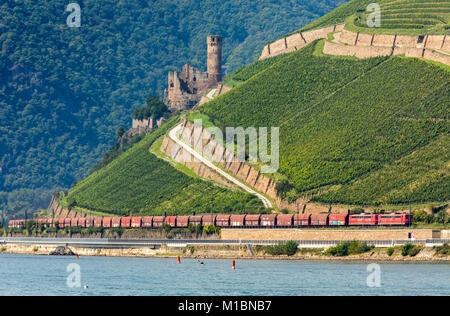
1 243 448 261
260 25 450 66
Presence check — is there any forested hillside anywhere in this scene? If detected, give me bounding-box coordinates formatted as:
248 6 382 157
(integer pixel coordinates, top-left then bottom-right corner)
0 0 346 217
200 42 450 206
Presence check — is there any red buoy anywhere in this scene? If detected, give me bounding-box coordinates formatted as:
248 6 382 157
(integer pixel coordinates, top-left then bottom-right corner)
177 256 181 264
232 260 236 270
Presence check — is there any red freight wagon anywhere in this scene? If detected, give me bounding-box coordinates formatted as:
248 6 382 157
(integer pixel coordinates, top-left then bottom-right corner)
311 214 329 226
111 217 121 228
277 214 294 227
349 214 378 226
36 218 47 227
102 217 112 228
245 214 260 227
153 216 164 228
165 216 177 227
230 215 245 227
121 217 132 228
176 216 190 228
142 216 153 228
329 214 348 226
94 217 103 228
294 214 310 226
216 215 230 227
202 215 216 226
71 218 79 227
65 218 72 228
261 214 276 227
58 218 66 229
189 216 203 226
78 218 86 228
378 214 411 226
131 217 142 228
86 218 95 228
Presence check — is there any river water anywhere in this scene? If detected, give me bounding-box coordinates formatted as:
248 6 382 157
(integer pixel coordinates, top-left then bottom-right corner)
0 254 448 296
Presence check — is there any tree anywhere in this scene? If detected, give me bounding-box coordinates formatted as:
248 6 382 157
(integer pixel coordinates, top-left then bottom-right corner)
116 127 126 139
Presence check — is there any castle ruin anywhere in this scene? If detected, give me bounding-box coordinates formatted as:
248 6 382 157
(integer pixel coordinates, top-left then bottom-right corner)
164 36 223 111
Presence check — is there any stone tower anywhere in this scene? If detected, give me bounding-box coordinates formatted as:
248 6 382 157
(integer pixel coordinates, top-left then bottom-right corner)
207 35 223 85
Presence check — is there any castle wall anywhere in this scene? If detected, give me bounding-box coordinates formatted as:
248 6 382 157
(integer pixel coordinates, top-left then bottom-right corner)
259 24 345 60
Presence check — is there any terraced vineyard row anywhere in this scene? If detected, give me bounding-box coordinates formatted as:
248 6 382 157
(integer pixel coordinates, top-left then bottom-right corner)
355 0 450 31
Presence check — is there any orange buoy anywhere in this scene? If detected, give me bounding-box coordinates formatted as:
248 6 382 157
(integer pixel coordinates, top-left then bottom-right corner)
232 260 236 270
177 256 181 264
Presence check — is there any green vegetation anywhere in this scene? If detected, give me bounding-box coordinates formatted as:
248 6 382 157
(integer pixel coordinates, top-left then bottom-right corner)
64 119 263 216
401 243 423 257
387 247 395 256
412 208 450 226
201 42 449 206
352 0 450 34
296 0 376 33
1 0 344 218
264 241 299 256
132 97 171 121
201 43 386 129
434 243 450 256
326 240 375 256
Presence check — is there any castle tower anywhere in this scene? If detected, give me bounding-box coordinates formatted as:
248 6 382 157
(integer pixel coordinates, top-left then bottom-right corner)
207 35 222 85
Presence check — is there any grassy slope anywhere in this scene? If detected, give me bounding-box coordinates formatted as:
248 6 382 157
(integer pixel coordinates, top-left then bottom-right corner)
292 0 450 36
200 43 450 206
65 118 263 216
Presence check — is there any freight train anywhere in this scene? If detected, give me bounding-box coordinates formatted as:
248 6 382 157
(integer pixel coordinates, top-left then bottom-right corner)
8 213 412 229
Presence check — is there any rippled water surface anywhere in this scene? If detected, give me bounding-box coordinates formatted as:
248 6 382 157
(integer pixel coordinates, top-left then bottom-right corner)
0 254 449 296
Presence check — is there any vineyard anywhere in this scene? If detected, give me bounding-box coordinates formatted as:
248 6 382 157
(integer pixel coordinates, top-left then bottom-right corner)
353 0 450 33
200 43 449 205
64 119 263 216
201 42 387 129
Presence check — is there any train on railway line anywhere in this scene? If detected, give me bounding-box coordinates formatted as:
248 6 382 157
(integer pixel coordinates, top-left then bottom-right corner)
8 213 412 229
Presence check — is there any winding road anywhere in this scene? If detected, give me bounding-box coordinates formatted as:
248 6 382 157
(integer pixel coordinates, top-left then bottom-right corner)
169 124 273 208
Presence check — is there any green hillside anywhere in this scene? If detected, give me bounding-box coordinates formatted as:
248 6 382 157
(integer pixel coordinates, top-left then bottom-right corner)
63 118 264 216
1 0 344 218
200 42 449 206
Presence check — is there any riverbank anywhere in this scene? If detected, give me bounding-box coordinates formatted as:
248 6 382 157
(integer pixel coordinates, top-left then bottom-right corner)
1 244 449 262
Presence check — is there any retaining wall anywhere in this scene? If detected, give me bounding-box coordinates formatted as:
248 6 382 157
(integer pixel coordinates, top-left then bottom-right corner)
221 229 439 241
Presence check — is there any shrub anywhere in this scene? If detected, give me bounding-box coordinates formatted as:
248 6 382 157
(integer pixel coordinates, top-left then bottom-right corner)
326 241 374 257
433 243 450 256
265 241 299 256
401 243 423 257
387 247 395 257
